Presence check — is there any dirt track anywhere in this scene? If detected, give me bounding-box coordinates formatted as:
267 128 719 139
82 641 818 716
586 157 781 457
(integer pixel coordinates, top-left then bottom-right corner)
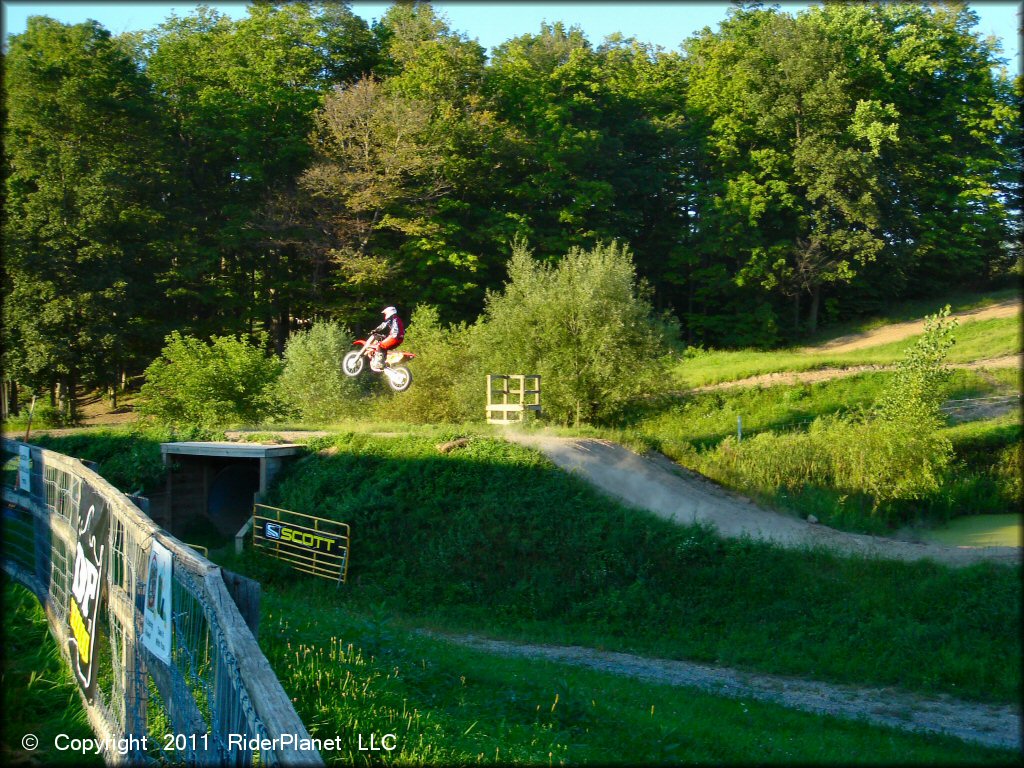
503 433 1020 568
802 298 1020 353
689 298 1022 392
694 354 1022 392
422 630 1020 751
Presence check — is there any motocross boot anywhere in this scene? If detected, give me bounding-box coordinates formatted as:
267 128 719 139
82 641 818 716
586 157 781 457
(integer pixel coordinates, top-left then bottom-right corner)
371 348 387 371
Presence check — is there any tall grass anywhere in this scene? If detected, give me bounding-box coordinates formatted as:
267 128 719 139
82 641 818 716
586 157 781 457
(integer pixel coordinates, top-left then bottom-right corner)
1 581 100 766
251 586 1017 765
617 363 1021 531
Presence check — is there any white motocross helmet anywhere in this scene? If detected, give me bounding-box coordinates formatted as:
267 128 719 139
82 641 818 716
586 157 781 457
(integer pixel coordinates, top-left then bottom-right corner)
382 306 398 319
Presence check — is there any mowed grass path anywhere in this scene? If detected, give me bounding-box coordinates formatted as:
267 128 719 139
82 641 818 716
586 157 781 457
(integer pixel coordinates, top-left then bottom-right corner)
676 313 1020 388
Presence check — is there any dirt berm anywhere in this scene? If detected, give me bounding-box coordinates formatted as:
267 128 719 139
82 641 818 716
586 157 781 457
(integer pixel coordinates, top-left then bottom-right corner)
504 433 1020 568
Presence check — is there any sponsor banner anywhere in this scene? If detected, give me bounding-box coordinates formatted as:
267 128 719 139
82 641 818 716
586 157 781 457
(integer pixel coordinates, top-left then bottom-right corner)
253 504 350 583
261 520 342 555
68 485 109 701
18 444 31 492
142 540 173 664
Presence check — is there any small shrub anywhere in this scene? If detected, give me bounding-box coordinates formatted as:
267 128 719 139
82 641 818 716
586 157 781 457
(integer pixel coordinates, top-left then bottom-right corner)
4 401 71 430
477 239 678 426
876 305 958 424
698 411 953 517
138 332 283 429
277 321 365 423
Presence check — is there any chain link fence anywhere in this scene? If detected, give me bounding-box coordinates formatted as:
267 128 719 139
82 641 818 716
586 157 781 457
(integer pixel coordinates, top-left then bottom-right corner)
2 437 321 765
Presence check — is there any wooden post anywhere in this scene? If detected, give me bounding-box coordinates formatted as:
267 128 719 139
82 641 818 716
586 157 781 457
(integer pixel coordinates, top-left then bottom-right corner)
24 395 37 442
221 569 261 638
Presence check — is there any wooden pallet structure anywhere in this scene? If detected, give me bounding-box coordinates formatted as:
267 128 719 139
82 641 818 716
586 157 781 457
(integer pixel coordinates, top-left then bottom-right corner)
486 374 541 424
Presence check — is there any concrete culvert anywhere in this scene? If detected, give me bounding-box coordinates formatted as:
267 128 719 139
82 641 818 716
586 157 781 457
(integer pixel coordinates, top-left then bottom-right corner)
207 463 261 538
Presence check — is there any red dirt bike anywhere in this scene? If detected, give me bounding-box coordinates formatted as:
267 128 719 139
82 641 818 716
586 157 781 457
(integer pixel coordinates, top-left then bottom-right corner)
341 334 415 392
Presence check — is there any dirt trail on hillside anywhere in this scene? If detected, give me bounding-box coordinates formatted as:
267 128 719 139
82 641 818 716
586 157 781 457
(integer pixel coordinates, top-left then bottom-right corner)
420 630 1020 751
692 354 1022 392
503 433 1020 568
802 298 1021 354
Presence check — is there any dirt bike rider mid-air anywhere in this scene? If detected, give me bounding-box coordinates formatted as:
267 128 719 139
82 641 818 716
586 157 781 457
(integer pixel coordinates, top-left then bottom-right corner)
368 305 405 371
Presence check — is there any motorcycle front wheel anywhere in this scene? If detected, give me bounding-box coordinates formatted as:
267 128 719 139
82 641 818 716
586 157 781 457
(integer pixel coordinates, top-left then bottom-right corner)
342 350 365 377
384 365 412 392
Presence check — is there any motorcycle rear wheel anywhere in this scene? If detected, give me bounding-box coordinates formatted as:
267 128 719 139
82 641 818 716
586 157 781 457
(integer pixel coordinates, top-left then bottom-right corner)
342 350 365 377
385 365 412 392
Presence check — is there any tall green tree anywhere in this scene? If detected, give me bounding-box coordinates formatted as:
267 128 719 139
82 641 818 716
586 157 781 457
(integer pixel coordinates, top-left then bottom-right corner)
682 2 1018 342
484 24 692 312
141 2 383 346
686 6 898 337
836 2 1020 300
300 76 450 321
3 17 173 419
374 1 497 322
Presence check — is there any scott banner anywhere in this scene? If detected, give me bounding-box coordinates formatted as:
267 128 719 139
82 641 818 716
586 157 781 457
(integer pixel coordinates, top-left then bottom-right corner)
68 484 109 701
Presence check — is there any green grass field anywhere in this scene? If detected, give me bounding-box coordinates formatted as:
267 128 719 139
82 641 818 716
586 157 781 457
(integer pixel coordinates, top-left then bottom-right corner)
28 421 1023 709
244 582 1018 765
676 313 1020 388
211 432 1021 705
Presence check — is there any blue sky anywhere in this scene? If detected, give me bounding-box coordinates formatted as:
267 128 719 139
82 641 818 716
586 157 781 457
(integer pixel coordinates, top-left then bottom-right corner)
2 1 1019 66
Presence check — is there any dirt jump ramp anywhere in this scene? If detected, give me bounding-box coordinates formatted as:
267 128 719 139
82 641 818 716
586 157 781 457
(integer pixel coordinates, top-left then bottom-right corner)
506 434 1020 568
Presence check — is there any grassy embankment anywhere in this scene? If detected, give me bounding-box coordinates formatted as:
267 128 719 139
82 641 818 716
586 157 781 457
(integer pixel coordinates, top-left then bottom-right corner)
605 367 1021 532
215 431 1018 764
8 467 1012 767
204 433 1018 700
17 423 1021 762
20 426 1023 700
0 581 102 766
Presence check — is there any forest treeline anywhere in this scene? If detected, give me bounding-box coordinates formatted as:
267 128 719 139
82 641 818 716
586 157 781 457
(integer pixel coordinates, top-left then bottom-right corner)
2 1 1020 417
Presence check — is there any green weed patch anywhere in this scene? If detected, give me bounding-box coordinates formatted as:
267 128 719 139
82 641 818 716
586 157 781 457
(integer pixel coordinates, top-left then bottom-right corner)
617 371 1021 531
